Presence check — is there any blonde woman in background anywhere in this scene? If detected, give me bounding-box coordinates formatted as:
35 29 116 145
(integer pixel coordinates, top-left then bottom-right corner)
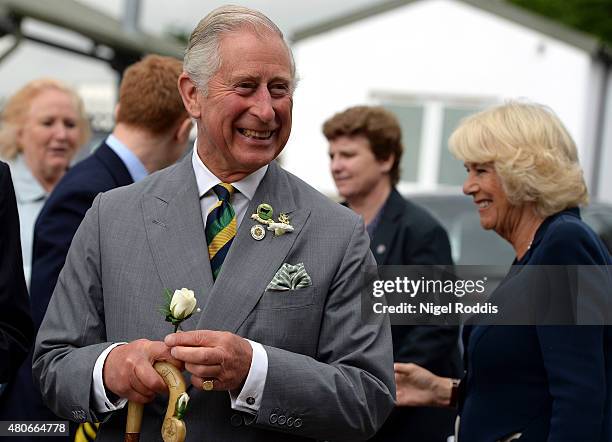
0 78 90 283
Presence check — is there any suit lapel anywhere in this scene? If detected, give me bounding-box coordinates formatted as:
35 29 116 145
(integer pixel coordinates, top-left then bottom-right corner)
370 189 403 265
196 162 311 333
142 155 211 331
95 143 134 187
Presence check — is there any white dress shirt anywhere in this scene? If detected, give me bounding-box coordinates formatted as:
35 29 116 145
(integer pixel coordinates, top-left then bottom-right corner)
93 146 269 416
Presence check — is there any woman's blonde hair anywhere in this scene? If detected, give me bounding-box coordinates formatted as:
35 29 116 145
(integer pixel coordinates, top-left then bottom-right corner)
449 101 588 217
0 78 91 159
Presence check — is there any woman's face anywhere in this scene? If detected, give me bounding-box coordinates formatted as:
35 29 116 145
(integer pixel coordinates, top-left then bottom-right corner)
462 162 522 238
17 88 82 183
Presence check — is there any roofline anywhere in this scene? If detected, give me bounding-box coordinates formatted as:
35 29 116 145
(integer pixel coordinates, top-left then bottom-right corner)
291 0 610 58
291 0 415 43
0 0 183 59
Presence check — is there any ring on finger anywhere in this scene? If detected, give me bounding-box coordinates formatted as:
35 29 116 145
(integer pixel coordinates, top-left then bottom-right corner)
202 379 214 391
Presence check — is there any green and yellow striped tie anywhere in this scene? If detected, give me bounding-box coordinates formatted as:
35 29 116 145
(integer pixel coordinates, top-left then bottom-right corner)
206 183 236 280
74 422 99 441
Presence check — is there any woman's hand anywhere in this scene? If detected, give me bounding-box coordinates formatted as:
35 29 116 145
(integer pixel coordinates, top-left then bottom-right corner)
394 362 453 408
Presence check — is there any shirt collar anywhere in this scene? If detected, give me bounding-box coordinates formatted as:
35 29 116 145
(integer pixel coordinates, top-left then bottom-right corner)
10 154 47 203
105 134 148 182
191 144 267 201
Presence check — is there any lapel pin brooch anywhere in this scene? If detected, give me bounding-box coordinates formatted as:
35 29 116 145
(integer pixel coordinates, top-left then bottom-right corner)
251 203 294 238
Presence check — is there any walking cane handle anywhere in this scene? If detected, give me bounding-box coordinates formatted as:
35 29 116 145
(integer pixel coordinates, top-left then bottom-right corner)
124 362 187 442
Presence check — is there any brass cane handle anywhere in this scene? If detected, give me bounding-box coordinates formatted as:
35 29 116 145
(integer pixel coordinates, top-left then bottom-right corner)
157 362 187 442
125 362 187 442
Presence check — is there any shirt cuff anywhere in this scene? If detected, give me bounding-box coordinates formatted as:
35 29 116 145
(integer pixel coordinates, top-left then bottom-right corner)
229 339 268 414
93 342 128 412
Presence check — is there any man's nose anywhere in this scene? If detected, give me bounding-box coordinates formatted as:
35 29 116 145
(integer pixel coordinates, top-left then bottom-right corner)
251 88 275 122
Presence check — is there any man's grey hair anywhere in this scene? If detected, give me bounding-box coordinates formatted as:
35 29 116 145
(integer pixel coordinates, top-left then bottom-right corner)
184 5 297 95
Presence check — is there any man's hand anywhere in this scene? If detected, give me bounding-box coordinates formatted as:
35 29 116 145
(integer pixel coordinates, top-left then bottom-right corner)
103 339 184 404
165 330 253 391
394 362 452 408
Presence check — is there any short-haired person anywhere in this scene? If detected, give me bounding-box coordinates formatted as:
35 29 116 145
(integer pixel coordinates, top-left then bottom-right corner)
0 55 192 442
33 6 394 441
394 101 612 442
0 78 90 283
324 105 461 441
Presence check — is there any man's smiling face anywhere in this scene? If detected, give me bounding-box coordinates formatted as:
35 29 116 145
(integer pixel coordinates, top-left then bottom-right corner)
192 28 293 180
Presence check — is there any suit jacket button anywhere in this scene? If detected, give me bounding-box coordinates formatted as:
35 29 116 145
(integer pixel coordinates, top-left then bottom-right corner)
72 409 86 422
278 415 287 425
246 396 255 405
230 414 243 427
294 418 303 428
286 417 294 427
269 413 278 424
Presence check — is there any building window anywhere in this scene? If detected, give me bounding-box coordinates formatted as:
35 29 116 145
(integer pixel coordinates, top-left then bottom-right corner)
375 93 495 189
438 106 484 186
383 103 423 182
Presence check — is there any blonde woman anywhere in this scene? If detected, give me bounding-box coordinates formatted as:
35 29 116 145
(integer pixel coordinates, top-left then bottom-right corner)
394 101 612 442
0 78 90 282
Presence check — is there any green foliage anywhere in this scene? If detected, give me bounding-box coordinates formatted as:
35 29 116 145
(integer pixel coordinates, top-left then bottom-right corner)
508 0 612 45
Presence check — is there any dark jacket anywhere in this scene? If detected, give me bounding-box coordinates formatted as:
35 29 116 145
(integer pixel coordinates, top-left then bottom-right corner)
0 161 34 384
0 143 132 439
460 208 612 442
369 188 462 442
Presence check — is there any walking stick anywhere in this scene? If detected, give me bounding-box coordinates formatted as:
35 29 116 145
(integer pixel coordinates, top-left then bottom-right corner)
124 362 187 442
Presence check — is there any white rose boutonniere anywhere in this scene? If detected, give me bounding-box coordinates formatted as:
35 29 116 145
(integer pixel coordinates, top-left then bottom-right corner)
161 288 200 332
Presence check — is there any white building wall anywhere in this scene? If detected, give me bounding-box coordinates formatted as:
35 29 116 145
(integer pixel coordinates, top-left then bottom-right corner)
285 0 593 195
597 67 612 204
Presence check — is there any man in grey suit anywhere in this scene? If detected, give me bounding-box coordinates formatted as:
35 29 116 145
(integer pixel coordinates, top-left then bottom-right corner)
34 5 395 441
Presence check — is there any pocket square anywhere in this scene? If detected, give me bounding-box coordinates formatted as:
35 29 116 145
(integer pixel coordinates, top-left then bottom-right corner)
266 263 312 291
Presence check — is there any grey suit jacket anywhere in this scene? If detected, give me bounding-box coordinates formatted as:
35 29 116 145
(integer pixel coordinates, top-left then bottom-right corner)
33 154 395 441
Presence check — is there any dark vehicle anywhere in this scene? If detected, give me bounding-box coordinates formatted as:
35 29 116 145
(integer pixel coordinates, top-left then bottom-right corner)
410 192 612 268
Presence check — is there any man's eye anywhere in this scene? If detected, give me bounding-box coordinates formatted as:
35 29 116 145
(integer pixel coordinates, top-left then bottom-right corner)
236 83 256 93
269 84 289 97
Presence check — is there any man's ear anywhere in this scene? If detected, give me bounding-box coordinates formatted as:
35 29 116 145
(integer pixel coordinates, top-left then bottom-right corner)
178 73 202 119
113 103 120 121
175 117 193 145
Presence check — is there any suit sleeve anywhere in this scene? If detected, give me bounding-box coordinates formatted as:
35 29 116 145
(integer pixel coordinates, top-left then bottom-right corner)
32 193 112 423
394 223 461 377
0 163 34 383
535 222 609 441
255 217 396 440
30 182 100 329
536 326 605 441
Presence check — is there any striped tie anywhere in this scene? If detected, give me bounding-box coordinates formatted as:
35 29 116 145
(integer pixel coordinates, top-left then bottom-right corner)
74 422 99 441
206 183 237 280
